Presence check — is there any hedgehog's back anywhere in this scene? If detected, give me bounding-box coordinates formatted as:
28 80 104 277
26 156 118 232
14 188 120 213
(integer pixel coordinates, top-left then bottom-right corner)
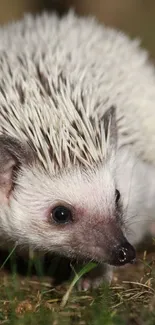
0 11 155 170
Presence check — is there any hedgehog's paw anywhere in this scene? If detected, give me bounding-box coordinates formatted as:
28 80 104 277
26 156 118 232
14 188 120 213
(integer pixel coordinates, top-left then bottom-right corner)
77 264 113 291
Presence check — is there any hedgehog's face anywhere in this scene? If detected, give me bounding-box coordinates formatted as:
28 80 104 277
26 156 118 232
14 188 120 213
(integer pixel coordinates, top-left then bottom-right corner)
0 107 135 266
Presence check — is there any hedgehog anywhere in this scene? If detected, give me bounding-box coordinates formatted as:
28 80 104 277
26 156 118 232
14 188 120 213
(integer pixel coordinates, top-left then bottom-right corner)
0 10 155 290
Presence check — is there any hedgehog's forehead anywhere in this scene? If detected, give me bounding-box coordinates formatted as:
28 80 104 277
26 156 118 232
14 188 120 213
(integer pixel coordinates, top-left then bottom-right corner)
57 164 115 207
20 162 115 212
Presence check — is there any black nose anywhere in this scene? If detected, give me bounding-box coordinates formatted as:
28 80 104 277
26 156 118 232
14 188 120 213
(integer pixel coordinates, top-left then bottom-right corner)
110 242 136 266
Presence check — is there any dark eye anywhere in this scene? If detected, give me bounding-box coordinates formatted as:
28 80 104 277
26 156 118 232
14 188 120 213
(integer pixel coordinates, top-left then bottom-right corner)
115 189 120 204
51 205 72 224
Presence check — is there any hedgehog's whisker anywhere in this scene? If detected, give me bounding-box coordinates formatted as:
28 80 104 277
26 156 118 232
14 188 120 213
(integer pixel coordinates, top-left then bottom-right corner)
124 157 140 214
124 214 154 223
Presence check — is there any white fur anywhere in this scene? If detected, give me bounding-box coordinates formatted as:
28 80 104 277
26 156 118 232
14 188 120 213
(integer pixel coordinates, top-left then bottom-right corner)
0 162 116 250
116 148 155 244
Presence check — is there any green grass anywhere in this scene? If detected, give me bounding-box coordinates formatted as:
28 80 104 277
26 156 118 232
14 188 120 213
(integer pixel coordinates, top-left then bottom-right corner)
0 248 155 324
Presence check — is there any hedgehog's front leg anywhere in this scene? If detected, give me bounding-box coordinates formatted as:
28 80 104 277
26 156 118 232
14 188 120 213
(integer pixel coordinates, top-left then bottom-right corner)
78 264 113 291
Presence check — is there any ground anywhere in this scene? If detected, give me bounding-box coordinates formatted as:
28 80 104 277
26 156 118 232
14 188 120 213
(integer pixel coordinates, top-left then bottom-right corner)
0 242 155 325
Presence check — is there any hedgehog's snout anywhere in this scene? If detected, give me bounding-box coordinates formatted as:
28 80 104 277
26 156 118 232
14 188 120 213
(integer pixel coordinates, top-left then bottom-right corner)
110 241 136 266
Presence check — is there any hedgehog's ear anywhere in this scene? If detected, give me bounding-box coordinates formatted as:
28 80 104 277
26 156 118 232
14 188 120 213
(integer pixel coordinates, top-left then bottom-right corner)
103 106 117 159
0 136 34 204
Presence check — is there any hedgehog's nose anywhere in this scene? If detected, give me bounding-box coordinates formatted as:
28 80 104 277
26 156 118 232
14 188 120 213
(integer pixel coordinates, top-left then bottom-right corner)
110 242 136 266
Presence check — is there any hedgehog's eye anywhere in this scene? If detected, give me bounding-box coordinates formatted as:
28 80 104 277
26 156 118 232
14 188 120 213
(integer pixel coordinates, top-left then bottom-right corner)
51 206 72 224
115 189 120 204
